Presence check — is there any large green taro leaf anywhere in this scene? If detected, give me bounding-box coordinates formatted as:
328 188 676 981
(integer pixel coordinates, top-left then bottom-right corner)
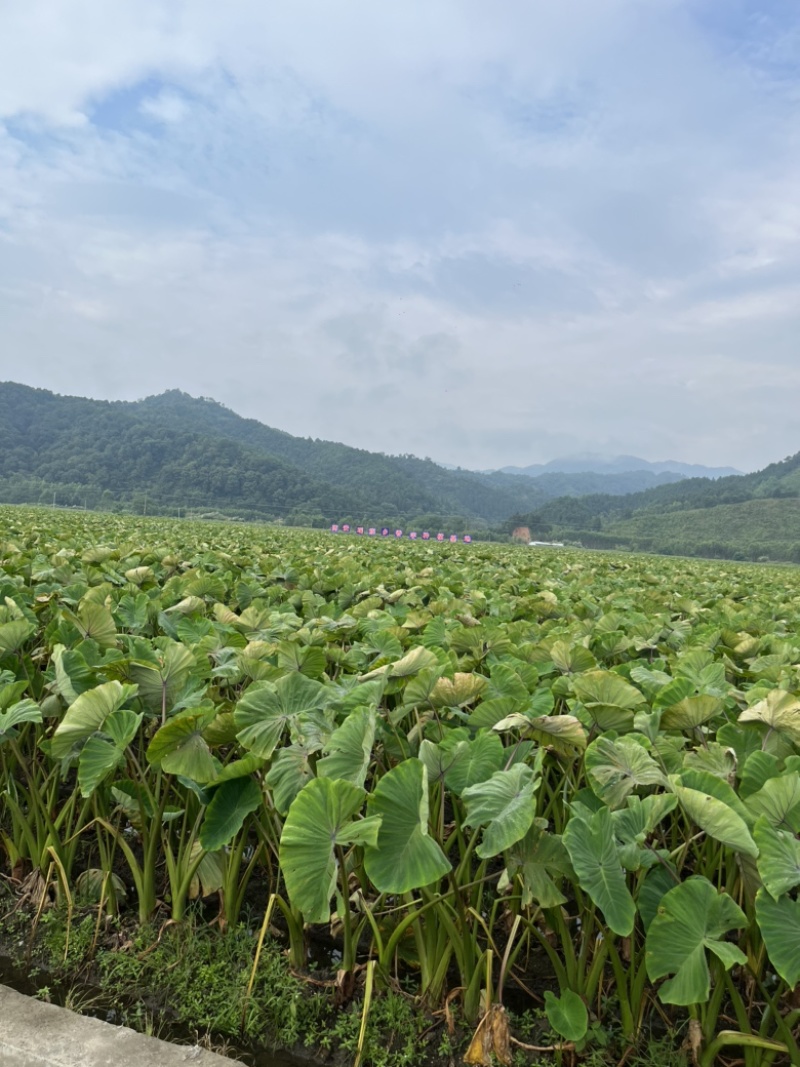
462 763 540 858
129 641 196 714
755 888 800 988
611 794 678 870
744 771 800 832
68 602 117 649
444 730 505 794
0 698 41 744
673 784 758 857
717 722 764 770
0 673 30 713
146 707 217 782
484 662 529 705
637 864 680 932
430 672 487 708
124 566 155 586
265 744 316 814
682 742 737 781
56 601 117 648
544 989 588 1043
327 679 385 718
78 709 142 797
281 777 380 923
562 806 635 936
739 751 781 800
550 640 596 675
418 734 469 786
585 734 666 808
660 695 723 732
493 712 587 757
674 651 727 696
364 759 451 893
51 644 97 703
677 768 752 827
0 619 35 657
234 673 331 759
629 666 676 700
389 646 439 678
399 667 445 712
739 691 800 749
115 592 150 633
316 707 375 787
277 642 327 679
468 695 525 731
645 876 747 1005
753 816 800 899
200 776 262 852
652 677 695 710
572 670 645 732
505 822 573 909
51 681 138 760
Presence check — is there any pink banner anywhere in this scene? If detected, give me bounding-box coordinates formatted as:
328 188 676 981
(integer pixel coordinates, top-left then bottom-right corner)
329 525 473 543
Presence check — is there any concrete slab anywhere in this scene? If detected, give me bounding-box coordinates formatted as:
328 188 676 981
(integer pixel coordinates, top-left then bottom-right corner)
0 983 241 1067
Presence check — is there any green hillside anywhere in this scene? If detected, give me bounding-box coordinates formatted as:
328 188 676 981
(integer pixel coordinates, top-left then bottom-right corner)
0 383 548 527
0 383 703 529
605 497 800 561
506 457 800 562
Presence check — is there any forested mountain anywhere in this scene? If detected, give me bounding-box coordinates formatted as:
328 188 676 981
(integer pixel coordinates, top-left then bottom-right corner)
0 383 511 525
0 382 681 527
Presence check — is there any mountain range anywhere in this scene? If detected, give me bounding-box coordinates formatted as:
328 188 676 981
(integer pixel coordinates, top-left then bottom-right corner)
0 382 712 528
497 454 741 479
506 453 800 562
1 381 799 562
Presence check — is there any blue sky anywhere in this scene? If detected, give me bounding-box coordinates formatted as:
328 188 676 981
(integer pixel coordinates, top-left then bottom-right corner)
1 0 799 470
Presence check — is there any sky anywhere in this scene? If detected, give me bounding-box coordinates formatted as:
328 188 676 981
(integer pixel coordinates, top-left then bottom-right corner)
1 1 799 472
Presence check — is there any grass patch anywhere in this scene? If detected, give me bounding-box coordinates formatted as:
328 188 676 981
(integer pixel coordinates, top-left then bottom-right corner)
0 902 690 1067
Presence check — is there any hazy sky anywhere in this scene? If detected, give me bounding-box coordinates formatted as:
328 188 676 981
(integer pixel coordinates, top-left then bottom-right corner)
1 1 799 471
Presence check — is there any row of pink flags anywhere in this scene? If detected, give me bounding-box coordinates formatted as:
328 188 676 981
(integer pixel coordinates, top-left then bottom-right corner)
330 524 472 543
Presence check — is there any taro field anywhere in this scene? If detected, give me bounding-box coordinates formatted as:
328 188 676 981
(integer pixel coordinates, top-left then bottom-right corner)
0 505 799 1066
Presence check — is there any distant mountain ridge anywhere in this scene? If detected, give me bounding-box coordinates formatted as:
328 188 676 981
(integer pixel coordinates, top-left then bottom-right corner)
498 453 741 479
506 450 800 562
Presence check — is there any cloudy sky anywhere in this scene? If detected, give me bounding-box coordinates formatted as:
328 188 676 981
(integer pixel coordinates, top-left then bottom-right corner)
1 1 799 471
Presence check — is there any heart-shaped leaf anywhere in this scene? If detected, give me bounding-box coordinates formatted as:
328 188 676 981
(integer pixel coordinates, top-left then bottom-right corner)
645 876 747 1005
364 759 450 893
280 777 380 923
563 806 635 936
462 763 540 859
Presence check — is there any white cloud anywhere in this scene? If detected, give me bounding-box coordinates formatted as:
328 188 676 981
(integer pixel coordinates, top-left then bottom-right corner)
0 2 799 473
140 90 190 124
